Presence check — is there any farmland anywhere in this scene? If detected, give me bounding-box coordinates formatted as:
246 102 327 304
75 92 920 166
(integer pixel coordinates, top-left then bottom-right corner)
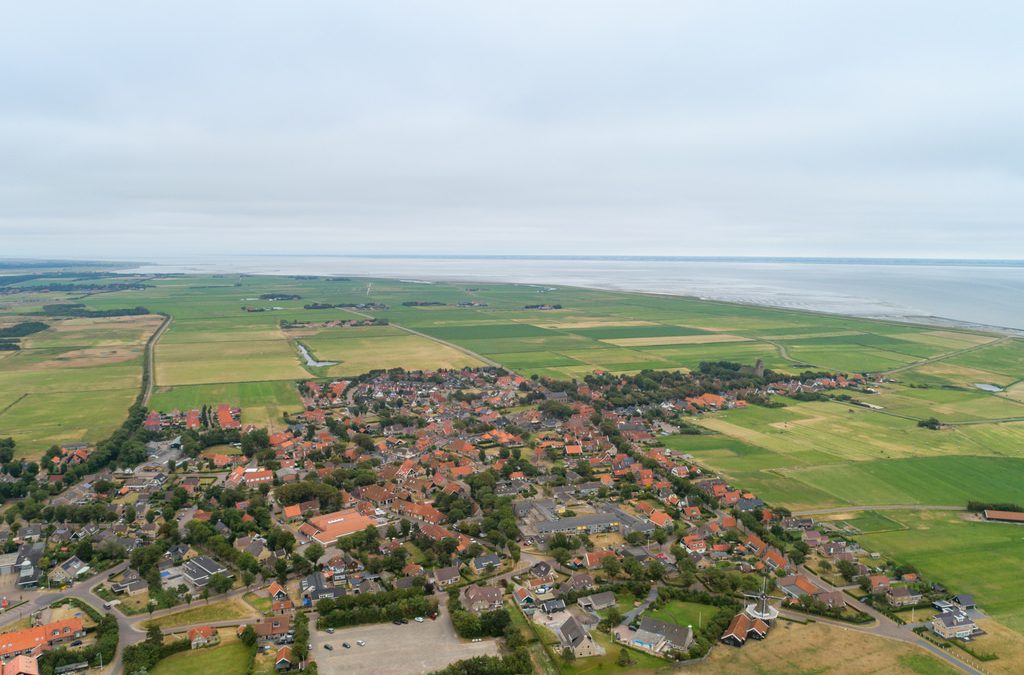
3 271 1024 651
858 511 1024 635
0 313 163 456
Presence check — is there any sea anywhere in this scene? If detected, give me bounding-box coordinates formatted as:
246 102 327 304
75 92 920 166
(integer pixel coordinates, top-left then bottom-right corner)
119 256 1024 333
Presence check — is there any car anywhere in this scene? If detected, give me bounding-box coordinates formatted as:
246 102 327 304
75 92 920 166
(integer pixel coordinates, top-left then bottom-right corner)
392 619 403 625
399 618 409 624
414 617 424 623
70 640 82 647
326 628 335 634
324 644 333 651
356 640 365 646
343 642 352 648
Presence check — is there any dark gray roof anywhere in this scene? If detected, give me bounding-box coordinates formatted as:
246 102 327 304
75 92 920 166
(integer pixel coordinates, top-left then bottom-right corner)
638 615 693 650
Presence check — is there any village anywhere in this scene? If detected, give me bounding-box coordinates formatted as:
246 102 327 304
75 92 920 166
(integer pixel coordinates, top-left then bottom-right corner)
0 364 994 674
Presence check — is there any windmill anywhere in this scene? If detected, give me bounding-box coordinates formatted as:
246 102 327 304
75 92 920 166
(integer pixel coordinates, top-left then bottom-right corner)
742 575 784 622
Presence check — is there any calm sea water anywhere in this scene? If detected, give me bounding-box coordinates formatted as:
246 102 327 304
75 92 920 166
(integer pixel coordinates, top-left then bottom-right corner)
120 256 1024 332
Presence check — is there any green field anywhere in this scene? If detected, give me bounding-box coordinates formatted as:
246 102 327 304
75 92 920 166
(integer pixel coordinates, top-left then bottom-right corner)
858 511 1024 633
151 636 252 675
0 314 162 456
149 380 302 430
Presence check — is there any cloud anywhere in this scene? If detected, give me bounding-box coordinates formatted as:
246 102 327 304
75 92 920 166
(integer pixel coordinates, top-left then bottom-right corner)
1 1 1022 258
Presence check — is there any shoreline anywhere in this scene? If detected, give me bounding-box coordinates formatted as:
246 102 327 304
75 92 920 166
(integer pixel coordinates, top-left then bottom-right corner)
114 262 1024 338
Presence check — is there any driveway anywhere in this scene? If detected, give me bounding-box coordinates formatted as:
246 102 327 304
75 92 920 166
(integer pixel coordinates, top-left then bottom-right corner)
310 614 499 674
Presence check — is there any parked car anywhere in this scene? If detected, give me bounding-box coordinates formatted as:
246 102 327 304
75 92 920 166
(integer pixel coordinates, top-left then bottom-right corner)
392 619 403 625
343 642 351 649
326 628 335 634
414 617 424 623
70 640 83 647
324 644 333 651
356 640 365 646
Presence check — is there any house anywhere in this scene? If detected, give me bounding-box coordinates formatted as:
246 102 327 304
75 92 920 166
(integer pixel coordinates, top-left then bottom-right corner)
887 586 923 608
434 564 462 587
188 625 219 649
0 619 86 659
275 645 293 672
464 586 504 613
530 561 554 580
720 613 769 647
541 599 566 614
299 509 377 546
932 611 979 640
246 616 292 640
577 591 616 612
300 572 343 602
557 616 598 658
268 581 289 602
564 573 594 593
471 554 502 574
182 556 231 588
513 587 536 607
631 616 694 654
14 543 43 589
954 594 976 610
49 556 90 585
1 655 39 675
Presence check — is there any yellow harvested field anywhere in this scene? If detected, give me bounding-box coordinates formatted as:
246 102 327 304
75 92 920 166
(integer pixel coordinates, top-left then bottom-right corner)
308 334 485 376
899 331 1002 348
758 330 864 340
909 361 1017 387
155 339 309 385
603 334 750 347
695 621 956 674
972 617 1024 674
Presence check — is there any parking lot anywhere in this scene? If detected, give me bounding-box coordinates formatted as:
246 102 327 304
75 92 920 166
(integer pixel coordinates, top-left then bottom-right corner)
310 615 500 674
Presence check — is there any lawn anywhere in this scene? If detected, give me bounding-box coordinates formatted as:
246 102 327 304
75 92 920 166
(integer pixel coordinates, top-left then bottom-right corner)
151 635 253 675
644 600 719 631
144 599 257 629
242 592 271 614
558 630 673 675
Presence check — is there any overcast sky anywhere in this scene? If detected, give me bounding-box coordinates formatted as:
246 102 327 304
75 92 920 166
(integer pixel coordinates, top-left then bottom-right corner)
2 1 1022 259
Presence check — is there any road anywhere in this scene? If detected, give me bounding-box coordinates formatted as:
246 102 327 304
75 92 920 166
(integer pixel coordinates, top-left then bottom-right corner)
882 336 1008 376
622 585 659 624
793 504 966 516
792 566 984 675
0 563 262 675
141 314 172 406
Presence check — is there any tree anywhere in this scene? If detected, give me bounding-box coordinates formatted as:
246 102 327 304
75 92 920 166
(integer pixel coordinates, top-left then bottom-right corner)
239 625 257 647
305 542 324 564
617 648 633 667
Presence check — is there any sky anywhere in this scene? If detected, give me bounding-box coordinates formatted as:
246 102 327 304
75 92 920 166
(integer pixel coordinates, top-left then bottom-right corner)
1 1 1022 260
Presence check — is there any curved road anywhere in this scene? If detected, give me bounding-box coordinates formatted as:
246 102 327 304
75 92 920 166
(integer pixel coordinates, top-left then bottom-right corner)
791 566 984 674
